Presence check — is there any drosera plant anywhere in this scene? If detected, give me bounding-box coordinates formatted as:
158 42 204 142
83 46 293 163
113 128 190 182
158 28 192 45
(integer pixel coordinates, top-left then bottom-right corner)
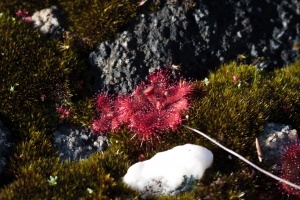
0 0 59 14
15 9 32 22
185 126 300 193
0 10 89 134
278 143 300 197
2 58 300 198
186 62 272 156
0 121 139 199
0 0 146 49
92 68 193 143
90 62 277 198
268 59 300 130
0 6 92 189
181 60 300 198
1 3 300 195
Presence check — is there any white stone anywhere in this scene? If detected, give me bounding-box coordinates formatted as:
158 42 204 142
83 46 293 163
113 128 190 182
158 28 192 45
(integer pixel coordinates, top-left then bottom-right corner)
123 144 213 197
31 6 61 35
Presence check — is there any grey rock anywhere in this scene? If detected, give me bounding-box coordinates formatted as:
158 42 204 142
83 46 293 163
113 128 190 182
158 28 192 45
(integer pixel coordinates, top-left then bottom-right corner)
53 123 108 162
0 121 12 176
258 122 298 162
89 0 300 94
31 5 66 38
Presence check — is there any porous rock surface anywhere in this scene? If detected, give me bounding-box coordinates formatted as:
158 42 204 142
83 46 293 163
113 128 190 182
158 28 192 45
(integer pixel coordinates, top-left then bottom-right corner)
53 123 108 161
31 5 66 37
258 122 298 162
0 121 12 176
89 0 300 94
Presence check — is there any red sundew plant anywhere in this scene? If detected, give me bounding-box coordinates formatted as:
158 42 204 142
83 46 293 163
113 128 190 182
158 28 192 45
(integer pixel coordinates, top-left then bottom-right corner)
16 9 28 17
232 75 238 84
279 143 300 197
186 126 300 197
92 69 193 142
15 9 32 23
92 92 122 132
56 105 70 119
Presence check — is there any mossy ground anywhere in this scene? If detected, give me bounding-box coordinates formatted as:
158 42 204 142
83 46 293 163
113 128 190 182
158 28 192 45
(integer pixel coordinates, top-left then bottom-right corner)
0 1 300 199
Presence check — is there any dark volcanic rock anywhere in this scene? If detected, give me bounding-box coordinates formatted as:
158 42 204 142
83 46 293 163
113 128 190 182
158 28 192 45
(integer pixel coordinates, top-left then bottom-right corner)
0 121 12 176
53 123 108 162
89 0 300 94
258 122 298 162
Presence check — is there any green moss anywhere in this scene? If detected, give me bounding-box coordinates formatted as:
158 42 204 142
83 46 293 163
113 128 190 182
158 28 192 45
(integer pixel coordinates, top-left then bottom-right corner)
0 127 139 199
0 13 88 134
0 0 59 14
181 61 300 199
68 97 95 127
60 0 141 47
1 1 300 198
3 57 300 199
155 169 257 200
1 153 132 199
268 60 300 129
187 62 270 156
0 0 149 49
79 61 300 199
